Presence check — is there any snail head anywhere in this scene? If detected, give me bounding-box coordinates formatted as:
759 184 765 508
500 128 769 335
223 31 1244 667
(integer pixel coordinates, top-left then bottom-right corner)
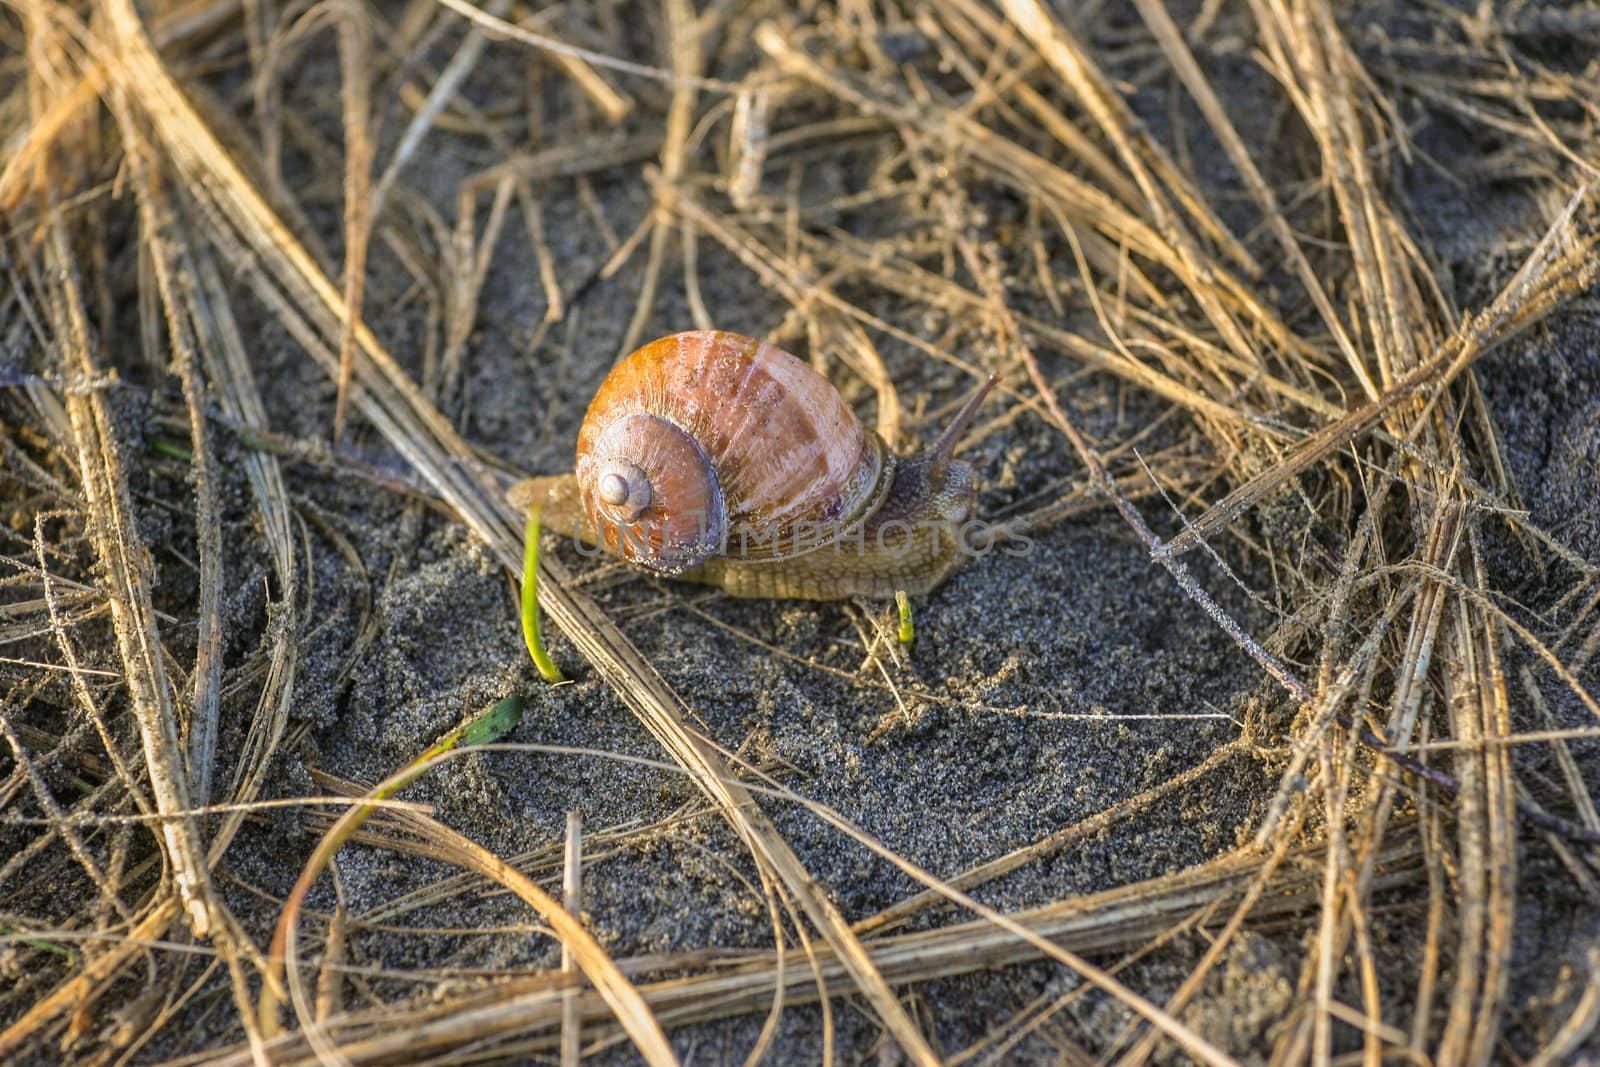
875 373 997 531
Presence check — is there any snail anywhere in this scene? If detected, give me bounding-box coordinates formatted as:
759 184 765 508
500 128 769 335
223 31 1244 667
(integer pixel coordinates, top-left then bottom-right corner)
509 330 996 600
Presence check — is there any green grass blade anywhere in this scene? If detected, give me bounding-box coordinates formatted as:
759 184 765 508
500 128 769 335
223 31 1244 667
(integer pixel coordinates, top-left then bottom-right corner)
522 507 567 683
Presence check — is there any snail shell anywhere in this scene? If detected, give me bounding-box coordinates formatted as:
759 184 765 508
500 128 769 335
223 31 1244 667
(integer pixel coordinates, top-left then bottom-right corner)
574 331 890 574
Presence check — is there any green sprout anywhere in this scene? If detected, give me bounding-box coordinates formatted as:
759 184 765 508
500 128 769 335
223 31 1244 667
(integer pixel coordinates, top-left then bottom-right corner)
521 507 567 683
151 437 193 462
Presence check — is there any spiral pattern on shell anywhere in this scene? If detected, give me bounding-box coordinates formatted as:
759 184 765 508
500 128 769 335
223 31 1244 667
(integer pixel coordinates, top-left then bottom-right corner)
574 331 888 574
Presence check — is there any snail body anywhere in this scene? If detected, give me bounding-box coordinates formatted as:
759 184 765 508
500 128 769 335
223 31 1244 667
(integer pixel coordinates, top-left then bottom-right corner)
511 331 993 601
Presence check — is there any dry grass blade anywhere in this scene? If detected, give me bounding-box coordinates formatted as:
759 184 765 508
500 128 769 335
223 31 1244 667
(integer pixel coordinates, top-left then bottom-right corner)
1126 0 1367 394
114 96 227 815
1159 185 1597 561
1526 946 1600 1067
370 0 511 218
0 900 183 1060
426 0 736 93
187 247 300 840
614 0 697 361
330 0 374 444
560 809 582 1067
999 0 1262 364
0 71 273 1050
41 163 216 941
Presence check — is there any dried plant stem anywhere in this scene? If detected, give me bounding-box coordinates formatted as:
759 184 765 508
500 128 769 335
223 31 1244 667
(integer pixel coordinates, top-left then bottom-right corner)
616 0 699 361
372 0 514 219
44 177 216 940
561 810 582 1067
999 0 1262 362
427 0 738 93
330 0 373 445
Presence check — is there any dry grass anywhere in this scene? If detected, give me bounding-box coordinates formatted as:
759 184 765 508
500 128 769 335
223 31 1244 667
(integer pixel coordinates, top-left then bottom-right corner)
2 0 1599 1064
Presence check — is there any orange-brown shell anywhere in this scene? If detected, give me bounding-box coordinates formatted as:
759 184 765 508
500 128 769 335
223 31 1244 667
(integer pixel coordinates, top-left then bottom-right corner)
574 331 888 573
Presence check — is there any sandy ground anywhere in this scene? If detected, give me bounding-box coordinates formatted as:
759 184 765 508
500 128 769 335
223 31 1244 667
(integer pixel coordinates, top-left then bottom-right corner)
4 0 1600 1062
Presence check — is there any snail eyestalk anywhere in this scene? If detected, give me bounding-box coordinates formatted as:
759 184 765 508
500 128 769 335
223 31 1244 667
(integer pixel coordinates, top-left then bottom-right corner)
896 590 914 646
928 373 1000 482
521 507 567 683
